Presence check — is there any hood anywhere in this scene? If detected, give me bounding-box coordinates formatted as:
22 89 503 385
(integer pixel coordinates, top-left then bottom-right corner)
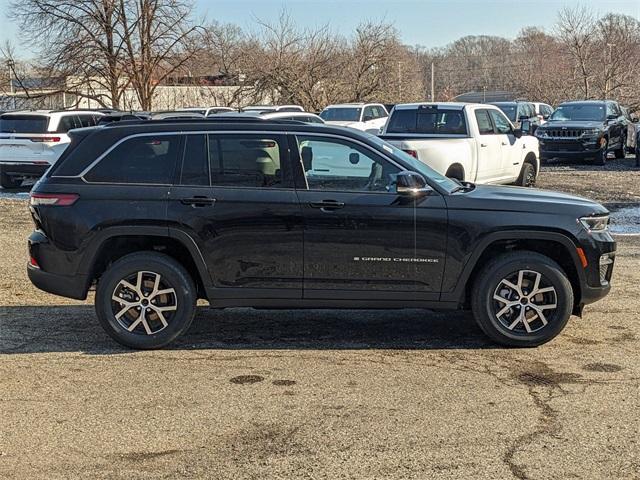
539 120 605 130
447 184 608 217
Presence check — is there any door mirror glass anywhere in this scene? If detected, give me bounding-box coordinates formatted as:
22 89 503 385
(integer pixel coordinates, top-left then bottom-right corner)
396 171 430 196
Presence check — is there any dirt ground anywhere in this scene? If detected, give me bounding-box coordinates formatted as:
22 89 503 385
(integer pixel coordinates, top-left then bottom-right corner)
1 159 639 479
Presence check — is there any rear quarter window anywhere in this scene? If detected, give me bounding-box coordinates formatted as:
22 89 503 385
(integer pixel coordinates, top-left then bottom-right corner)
84 135 180 184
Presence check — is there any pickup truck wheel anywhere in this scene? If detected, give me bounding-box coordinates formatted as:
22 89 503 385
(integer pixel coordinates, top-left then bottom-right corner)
516 162 536 187
95 252 196 349
0 171 22 189
471 251 573 347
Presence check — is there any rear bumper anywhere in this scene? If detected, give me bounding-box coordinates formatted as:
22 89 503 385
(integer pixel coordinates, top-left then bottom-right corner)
27 230 89 300
0 162 50 177
27 264 88 300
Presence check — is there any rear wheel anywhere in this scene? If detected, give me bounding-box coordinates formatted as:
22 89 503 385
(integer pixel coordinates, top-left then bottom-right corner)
0 170 22 189
471 251 573 347
95 252 197 349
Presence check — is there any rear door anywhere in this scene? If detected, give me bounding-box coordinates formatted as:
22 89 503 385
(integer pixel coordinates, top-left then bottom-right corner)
167 131 303 300
293 133 447 300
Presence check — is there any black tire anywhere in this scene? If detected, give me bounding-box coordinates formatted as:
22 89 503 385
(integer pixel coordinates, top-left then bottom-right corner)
0 170 22 189
471 251 574 347
515 162 536 187
595 139 608 166
95 252 197 349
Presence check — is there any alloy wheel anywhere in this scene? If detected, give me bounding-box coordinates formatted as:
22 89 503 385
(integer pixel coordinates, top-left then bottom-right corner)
492 269 557 334
111 271 178 335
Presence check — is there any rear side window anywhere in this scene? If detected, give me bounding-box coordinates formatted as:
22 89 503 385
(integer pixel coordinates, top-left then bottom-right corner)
387 107 467 135
56 115 81 133
0 115 48 133
85 135 180 184
475 110 494 134
208 134 289 188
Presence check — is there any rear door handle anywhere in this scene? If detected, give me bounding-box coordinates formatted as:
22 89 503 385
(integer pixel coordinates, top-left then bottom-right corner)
180 196 216 207
309 200 345 211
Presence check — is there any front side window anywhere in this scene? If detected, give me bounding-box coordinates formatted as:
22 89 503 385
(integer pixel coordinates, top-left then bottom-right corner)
208 134 288 188
363 106 375 121
475 110 494 135
297 135 400 192
489 110 512 134
85 135 180 184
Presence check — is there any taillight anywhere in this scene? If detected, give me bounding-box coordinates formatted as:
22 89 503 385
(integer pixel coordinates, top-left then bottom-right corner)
30 193 79 206
404 149 418 159
29 256 40 268
29 137 61 143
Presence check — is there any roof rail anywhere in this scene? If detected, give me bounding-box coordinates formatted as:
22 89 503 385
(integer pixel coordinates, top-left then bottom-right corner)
103 117 308 128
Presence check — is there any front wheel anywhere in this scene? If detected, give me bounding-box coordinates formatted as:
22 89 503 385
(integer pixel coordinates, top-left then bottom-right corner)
471 251 574 347
95 252 197 349
515 162 536 187
595 139 608 165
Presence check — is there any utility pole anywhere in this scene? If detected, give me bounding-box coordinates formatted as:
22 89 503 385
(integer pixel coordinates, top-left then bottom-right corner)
605 43 616 99
431 61 435 102
398 61 402 99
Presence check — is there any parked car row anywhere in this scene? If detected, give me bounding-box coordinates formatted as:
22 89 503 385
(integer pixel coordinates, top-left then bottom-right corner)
1 97 638 189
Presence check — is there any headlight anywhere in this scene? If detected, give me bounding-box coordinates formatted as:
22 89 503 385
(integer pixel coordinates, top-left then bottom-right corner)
579 215 609 232
581 129 601 137
535 129 548 138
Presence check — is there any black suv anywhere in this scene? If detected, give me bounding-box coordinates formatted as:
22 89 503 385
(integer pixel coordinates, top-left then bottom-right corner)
27 119 616 349
535 100 627 165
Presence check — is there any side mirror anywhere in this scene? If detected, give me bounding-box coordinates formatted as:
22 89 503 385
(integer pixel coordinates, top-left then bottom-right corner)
542 114 550 120
396 171 431 196
513 128 523 139
607 114 618 121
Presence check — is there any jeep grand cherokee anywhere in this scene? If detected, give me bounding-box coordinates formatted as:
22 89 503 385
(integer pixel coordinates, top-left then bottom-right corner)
27 118 616 349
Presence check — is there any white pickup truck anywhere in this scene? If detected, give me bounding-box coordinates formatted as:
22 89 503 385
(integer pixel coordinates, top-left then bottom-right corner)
379 102 540 187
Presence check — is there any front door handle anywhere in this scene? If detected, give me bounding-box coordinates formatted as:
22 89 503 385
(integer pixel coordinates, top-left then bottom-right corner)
480 143 488 147
309 200 345 211
501 141 508 146
180 196 216 207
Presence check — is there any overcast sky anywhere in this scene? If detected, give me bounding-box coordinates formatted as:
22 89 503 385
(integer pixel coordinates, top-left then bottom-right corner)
1 0 639 58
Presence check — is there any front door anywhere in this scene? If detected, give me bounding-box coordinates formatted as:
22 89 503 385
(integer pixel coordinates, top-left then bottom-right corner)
474 109 503 182
167 132 303 300
292 134 448 301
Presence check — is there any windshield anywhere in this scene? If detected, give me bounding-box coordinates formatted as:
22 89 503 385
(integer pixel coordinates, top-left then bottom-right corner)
386 107 468 135
549 104 605 122
364 133 460 193
0 115 48 133
320 107 362 122
492 104 517 121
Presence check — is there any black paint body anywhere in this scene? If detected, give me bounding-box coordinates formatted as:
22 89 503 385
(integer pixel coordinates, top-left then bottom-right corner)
27 120 615 312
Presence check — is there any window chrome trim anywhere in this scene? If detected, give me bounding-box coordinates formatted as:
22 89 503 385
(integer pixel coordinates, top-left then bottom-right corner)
52 130 293 183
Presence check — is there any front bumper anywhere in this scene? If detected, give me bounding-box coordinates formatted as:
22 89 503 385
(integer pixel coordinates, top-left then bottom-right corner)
576 230 616 307
539 139 603 160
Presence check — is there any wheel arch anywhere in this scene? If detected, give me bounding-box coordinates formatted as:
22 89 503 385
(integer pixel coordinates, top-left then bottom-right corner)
79 226 211 299
444 230 585 314
445 163 465 181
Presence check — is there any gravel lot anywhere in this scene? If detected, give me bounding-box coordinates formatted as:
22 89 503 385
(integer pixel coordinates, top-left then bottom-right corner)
1 159 639 479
